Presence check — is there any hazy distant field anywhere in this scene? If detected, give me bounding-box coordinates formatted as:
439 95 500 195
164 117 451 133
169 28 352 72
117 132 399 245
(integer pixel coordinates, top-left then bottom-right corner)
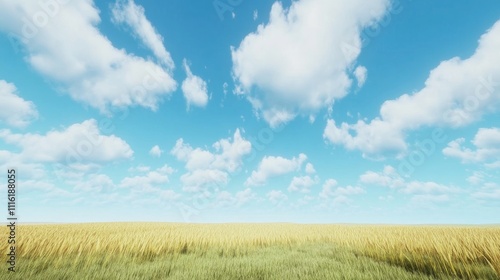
2 223 499 279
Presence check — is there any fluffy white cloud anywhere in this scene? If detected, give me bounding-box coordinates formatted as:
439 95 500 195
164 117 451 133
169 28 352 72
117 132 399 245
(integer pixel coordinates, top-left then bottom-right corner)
319 179 338 198
320 179 364 198
180 169 228 193
171 129 251 172
158 189 181 201
411 194 449 204
120 164 174 191
443 128 500 163
0 80 38 128
22 180 74 199
467 171 485 185
74 174 115 192
293 194 315 208
472 182 500 200
305 163 316 174
181 59 209 108
171 129 251 191
50 163 101 186
0 119 133 164
359 165 404 188
324 119 407 157
267 190 288 204
231 0 390 127
472 127 500 148
116 166 181 206
111 0 174 68
325 20 500 157
128 165 151 173
354 65 367 87
22 180 56 192
0 1 176 112
149 145 163 157
215 188 256 207
333 186 365 196
360 166 457 195
245 153 307 186
233 189 256 206
61 164 179 204
319 179 364 207
486 161 500 169
0 150 46 180
288 175 318 193
402 181 456 195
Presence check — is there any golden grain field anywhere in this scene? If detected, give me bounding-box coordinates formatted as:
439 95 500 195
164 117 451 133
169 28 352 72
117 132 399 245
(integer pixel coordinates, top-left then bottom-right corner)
2 223 499 279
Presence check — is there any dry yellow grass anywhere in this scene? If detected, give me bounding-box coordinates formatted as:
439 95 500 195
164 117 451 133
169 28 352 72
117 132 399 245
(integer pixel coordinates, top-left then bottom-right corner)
4 223 500 279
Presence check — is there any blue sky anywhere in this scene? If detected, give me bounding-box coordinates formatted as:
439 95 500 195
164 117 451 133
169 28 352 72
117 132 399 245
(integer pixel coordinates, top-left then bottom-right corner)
0 0 499 224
